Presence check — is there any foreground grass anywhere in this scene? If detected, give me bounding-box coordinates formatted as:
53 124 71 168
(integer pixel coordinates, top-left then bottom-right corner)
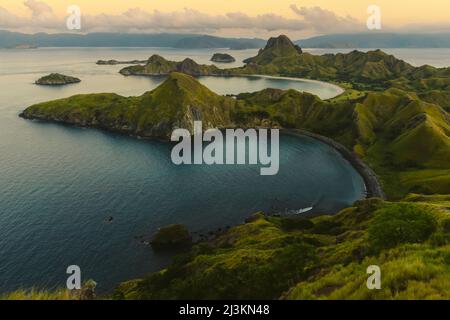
1 289 75 300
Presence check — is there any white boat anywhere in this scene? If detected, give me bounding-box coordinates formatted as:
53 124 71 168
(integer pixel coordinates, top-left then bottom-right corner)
287 206 313 215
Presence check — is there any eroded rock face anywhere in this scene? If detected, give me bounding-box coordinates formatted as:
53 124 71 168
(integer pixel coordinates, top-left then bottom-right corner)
35 73 81 86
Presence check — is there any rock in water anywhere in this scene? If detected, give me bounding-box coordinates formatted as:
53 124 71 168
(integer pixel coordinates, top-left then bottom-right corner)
151 224 192 251
35 73 81 86
211 53 236 63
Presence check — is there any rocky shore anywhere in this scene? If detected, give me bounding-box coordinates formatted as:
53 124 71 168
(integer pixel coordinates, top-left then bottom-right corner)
284 129 386 200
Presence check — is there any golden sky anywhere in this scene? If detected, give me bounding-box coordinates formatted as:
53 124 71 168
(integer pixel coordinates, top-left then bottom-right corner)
2 0 450 25
1 0 450 36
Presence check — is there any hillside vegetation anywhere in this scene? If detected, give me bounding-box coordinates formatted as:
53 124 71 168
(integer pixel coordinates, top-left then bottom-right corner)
113 198 450 300
120 55 223 76
21 72 236 139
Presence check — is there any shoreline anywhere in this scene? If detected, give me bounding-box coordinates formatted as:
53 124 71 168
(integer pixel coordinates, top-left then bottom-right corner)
283 129 386 200
20 113 385 200
243 74 345 97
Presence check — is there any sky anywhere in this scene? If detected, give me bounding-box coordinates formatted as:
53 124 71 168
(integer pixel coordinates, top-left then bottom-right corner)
1 0 450 38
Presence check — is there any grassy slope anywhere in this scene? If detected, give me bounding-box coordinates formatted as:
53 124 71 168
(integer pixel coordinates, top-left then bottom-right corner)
113 198 450 300
234 86 450 197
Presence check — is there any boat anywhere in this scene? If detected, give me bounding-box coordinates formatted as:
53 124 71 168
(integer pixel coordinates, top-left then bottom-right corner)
285 206 314 215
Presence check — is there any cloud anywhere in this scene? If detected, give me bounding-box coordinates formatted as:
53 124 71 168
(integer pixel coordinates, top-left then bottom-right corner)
1 1 449 37
24 0 53 19
290 5 364 33
0 1 60 31
80 8 306 33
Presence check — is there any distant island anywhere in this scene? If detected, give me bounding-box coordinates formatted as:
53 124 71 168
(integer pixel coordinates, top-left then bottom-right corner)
11 44 38 49
210 53 236 63
0 30 265 49
35 73 81 86
298 32 450 48
96 59 148 65
119 55 224 76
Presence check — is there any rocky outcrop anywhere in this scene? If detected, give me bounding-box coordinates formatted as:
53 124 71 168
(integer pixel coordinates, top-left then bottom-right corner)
35 73 81 86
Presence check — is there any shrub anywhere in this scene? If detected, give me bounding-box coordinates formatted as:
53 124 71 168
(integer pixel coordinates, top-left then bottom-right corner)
368 204 437 252
430 232 450 247
442 219 450 233
279 218 315 231
151 224 192 251
311 220 343 235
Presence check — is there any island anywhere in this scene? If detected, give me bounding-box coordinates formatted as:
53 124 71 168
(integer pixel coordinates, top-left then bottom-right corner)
35 73 81 86
96 59 147 65
12 44 38 49
119 54 224 76
210 53 236 63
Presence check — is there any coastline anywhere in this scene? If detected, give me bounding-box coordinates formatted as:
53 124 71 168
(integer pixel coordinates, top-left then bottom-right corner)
244 74 345 97
20 112 385 201
283 129 386 200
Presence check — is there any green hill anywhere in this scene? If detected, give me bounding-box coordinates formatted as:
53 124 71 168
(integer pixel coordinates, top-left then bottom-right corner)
120 55 224 77
243 35 303 65
20 72 236 139
232 35 449 91
233 86 450 197
21 69 450 197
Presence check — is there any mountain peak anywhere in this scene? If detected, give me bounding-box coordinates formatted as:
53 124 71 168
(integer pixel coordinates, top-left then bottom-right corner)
156 72 217 98
265 35 302 53
244 35 302 65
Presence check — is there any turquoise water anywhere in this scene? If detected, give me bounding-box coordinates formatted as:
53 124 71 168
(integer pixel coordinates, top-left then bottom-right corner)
0 48 365 293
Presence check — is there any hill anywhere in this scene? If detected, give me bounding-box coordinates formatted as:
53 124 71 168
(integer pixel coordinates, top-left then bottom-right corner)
20 72 236 139
297 33 450 48
233 35 449 90
119 55 225 76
